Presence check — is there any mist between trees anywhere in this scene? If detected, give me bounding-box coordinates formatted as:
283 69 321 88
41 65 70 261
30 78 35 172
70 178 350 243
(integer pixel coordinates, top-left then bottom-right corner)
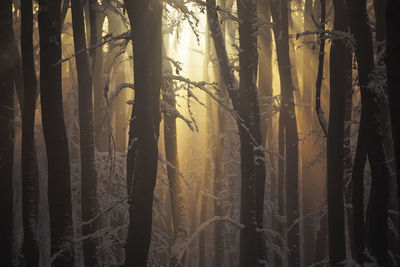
0 0 399 266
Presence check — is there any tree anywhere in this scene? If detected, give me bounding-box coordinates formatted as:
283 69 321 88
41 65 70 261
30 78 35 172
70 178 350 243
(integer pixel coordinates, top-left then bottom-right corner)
206 0 267 265
327 0 351 265
21 0 40 265
270 0 300 264
386 0 400 219
0 0 15 265
70 0 101 266
162 60 188 267
38 0 74 265
124 0 162 265
347 0 391 265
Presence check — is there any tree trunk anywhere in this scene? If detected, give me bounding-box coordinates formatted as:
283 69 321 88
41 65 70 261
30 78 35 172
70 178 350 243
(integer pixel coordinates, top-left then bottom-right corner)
163 61 188 267
386 0 400 257
327 1 351 265
21 0 40 265
124 0 162 265
38 0 74 265
206 0 267 265
348 0 391 265
237 0 268 266
70 0 101 266
270 0 300 265
0 0 15 265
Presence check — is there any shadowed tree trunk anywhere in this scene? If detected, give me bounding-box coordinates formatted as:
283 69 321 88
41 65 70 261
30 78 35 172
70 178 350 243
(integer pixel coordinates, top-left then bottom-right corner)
0 0 15 265
206 0 267 265
70 0 101 266
386 0 400 246
124 0 162 265
38 0 74 265
270 0 300 265
327 1 351 265
347 0 391 265
21 0 40 265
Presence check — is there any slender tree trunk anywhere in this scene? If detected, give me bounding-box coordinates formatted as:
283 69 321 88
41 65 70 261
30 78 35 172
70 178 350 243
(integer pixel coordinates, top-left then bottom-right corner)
270 0 300 265
386 0 400 256
38 0 74 265
163 61 188 267
0 0 15 265
70 0 101 266
21 0 40 265
124 0 162 265
347 0 391 265
237 0 268 266
327 1 351 265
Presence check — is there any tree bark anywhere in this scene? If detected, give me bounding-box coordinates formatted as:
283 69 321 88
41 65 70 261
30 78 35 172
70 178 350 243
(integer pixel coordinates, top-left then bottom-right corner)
270 0 300 265
21 0 40 265
0 0 15 265
70 0 101 266
348 0 391 265
124 0 162 265
327 1 351 265
38 0 74 265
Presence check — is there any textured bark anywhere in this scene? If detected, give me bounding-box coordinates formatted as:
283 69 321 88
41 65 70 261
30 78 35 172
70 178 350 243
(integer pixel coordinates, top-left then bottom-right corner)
163 62 188 267
270 0 300 265
124 0 162 265
327 1 351 265
0 0 15 265
38 0 74 265
348 0 391 265
70 0 101 266
21 0 40 265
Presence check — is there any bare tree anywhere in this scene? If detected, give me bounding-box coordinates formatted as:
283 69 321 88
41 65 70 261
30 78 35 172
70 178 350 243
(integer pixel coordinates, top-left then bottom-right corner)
38 0 74 265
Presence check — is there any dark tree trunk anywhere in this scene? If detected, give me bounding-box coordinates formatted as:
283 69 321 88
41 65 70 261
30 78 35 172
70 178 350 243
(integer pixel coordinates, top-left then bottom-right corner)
352 113 367 264
386 0 400 262
0 0 15 265
124 0 162 265
237 0 268 266
348 0 391 265
70 0 101 266
270 0 300 265
38 0 74 265
162 62 188 267
206 0 267 265
327 1 351 265
21 0 40 265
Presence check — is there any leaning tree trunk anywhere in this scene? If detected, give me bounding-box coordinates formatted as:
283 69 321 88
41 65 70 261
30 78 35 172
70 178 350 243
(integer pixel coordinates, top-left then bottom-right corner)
0 0 15 265
21 0 40 265
347 0 391 265
270 0 300 265
327 0 351 265
70 0 101 266
124 0 162 266
38 0 75 265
